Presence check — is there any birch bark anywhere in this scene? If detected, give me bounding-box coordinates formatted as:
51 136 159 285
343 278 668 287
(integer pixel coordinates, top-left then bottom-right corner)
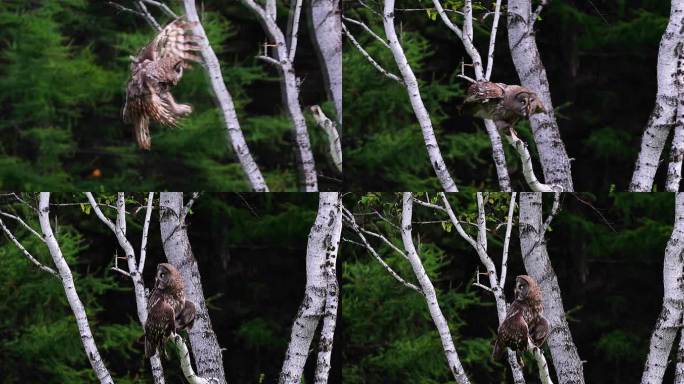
279 193 342 383
401 193 470 384
382 1 458 191
240 0 319 191
37 193 114 384
159 192 227 384
630 0 684 191
308 0 342 123
519 193 585 384
507 0 574 190
182 0 269 192
641 193 684 383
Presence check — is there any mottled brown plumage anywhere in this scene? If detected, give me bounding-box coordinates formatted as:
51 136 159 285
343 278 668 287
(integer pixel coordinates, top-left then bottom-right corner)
464 81 546 137
144 263 196 358
492 275 549 362
123 17 202 150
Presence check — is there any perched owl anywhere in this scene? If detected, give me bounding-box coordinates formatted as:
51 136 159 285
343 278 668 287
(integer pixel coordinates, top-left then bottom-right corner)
123 17 202 150
144 263 197 358
463 82 546 137
492 275 549 362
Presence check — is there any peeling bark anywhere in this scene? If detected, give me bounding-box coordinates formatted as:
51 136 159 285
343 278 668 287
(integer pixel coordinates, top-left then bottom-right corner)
641 193 684 383
279 193 342 384
519 193 585 384
507 0 574 190
631 0 684 191
159 192 227 384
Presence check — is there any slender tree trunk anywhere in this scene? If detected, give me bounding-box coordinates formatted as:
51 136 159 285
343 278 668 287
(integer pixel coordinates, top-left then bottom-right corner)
507 0 574 190
641 193 684 383
159 192 228 384
279 193 342 384
308 0 342 124
630 0 684 191
401 193 470 384
314 198 343 383
519 193 585 384
382 1 458 191
37 193 114 384
182 0 269 192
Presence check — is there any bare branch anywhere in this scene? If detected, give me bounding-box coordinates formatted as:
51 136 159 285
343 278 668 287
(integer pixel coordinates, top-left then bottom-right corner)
286 0 303 62
138 192 155 274
342 16 390 49
499 192 517 288
0 216 58 278
484 0 503 80
343 24 404 84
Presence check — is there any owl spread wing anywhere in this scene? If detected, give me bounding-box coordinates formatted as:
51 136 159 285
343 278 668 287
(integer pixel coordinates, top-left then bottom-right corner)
144 297 176 358
123 17 202 150
464 82 506 104
134 17 202 66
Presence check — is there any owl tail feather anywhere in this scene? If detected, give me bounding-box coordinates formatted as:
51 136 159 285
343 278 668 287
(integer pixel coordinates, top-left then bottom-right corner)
134 115 151 150
144 335 155 359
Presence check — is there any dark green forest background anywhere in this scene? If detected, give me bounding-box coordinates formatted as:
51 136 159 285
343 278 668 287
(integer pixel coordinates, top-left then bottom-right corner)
0 1 339 191
0 192 678 383
344 0 670 191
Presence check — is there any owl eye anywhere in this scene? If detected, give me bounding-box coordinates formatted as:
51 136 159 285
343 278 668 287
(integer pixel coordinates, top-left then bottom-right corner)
160 272 165 278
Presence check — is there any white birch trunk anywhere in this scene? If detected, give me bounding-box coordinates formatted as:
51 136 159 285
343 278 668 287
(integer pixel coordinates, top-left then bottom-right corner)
37 193 114 384
666 54 684 192
314 200 343 383
507 0 574 190
279 193 341 383
240 0 319 191
630 0 684 191
641 193 684 383
519 193 585 384
86 192 166 384
382 0 458 191
159 192 227 384
440 193 524 383
182 0 269 192
308 0 342 124
401 193 470 384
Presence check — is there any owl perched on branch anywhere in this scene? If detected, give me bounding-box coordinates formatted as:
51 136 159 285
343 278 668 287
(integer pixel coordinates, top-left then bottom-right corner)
145 263 196 358
492 275 549 363
463 81 546 137
123 17 202 150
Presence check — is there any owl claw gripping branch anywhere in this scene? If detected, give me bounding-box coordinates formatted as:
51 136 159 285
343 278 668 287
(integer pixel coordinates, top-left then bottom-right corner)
123 17 203 150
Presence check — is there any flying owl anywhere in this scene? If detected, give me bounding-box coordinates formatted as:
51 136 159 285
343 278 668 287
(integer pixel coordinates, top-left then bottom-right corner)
492 275 549 362
144 263 197 358
123 17 202 150
463 82 546 137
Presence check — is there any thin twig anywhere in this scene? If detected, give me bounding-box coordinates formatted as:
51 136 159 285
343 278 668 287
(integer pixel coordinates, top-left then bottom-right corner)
0 216 59 278
342 16 391 49
343 24 404 84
